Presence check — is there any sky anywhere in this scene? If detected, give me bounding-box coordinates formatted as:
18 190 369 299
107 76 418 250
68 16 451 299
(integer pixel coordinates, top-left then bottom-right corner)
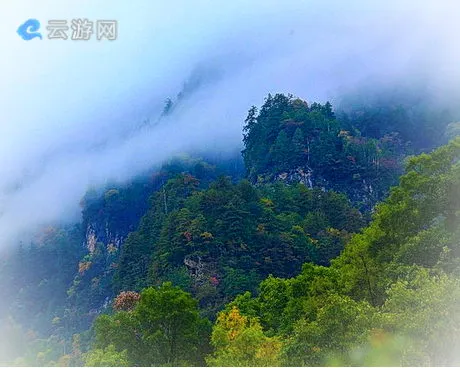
0 0 459 244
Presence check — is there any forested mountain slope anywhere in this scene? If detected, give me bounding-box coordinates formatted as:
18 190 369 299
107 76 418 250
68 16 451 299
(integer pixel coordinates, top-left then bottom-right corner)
0 94 458 366
88 136 460 366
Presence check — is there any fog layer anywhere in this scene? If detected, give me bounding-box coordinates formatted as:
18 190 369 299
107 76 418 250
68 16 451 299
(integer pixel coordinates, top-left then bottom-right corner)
0 0 459 244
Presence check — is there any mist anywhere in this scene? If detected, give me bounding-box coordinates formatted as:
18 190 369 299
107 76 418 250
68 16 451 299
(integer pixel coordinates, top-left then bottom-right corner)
0 0 459 245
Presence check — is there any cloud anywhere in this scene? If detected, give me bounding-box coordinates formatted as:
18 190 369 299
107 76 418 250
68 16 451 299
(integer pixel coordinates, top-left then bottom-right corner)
0 0 459 244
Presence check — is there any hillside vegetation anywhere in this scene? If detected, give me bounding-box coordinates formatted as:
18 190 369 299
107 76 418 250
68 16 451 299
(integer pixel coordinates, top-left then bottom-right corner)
0 94 458 366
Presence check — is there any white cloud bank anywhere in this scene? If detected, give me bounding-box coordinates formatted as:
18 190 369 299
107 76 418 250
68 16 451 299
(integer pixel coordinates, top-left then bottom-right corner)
0 0 459 244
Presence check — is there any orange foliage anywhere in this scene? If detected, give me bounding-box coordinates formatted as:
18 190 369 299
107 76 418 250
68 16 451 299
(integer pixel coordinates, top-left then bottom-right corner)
78 261 92 275
113 291 141 311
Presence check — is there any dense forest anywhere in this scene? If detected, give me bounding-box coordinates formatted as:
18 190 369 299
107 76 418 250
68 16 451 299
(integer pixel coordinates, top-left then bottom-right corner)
0 93 459 366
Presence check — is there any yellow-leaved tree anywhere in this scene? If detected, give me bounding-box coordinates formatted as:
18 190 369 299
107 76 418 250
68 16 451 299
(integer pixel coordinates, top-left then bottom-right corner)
206 306 282 366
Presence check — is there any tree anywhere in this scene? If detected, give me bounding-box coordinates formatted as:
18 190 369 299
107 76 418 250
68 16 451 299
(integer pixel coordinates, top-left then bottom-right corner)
135 282 211 365
380 270 460 366
162 98 173 116
113 291 140 311
292 127 306 166
91 282 211 366
206 307 282 366
333 137 460 305
270 130 293 172
83 345 129 367
282 294 375 366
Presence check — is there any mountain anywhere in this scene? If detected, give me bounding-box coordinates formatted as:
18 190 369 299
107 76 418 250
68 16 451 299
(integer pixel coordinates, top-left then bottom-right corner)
0 93 458 366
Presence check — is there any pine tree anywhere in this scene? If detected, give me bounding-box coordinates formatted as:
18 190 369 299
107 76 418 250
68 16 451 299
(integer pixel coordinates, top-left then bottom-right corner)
292 127 306 166
270 130 293 172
